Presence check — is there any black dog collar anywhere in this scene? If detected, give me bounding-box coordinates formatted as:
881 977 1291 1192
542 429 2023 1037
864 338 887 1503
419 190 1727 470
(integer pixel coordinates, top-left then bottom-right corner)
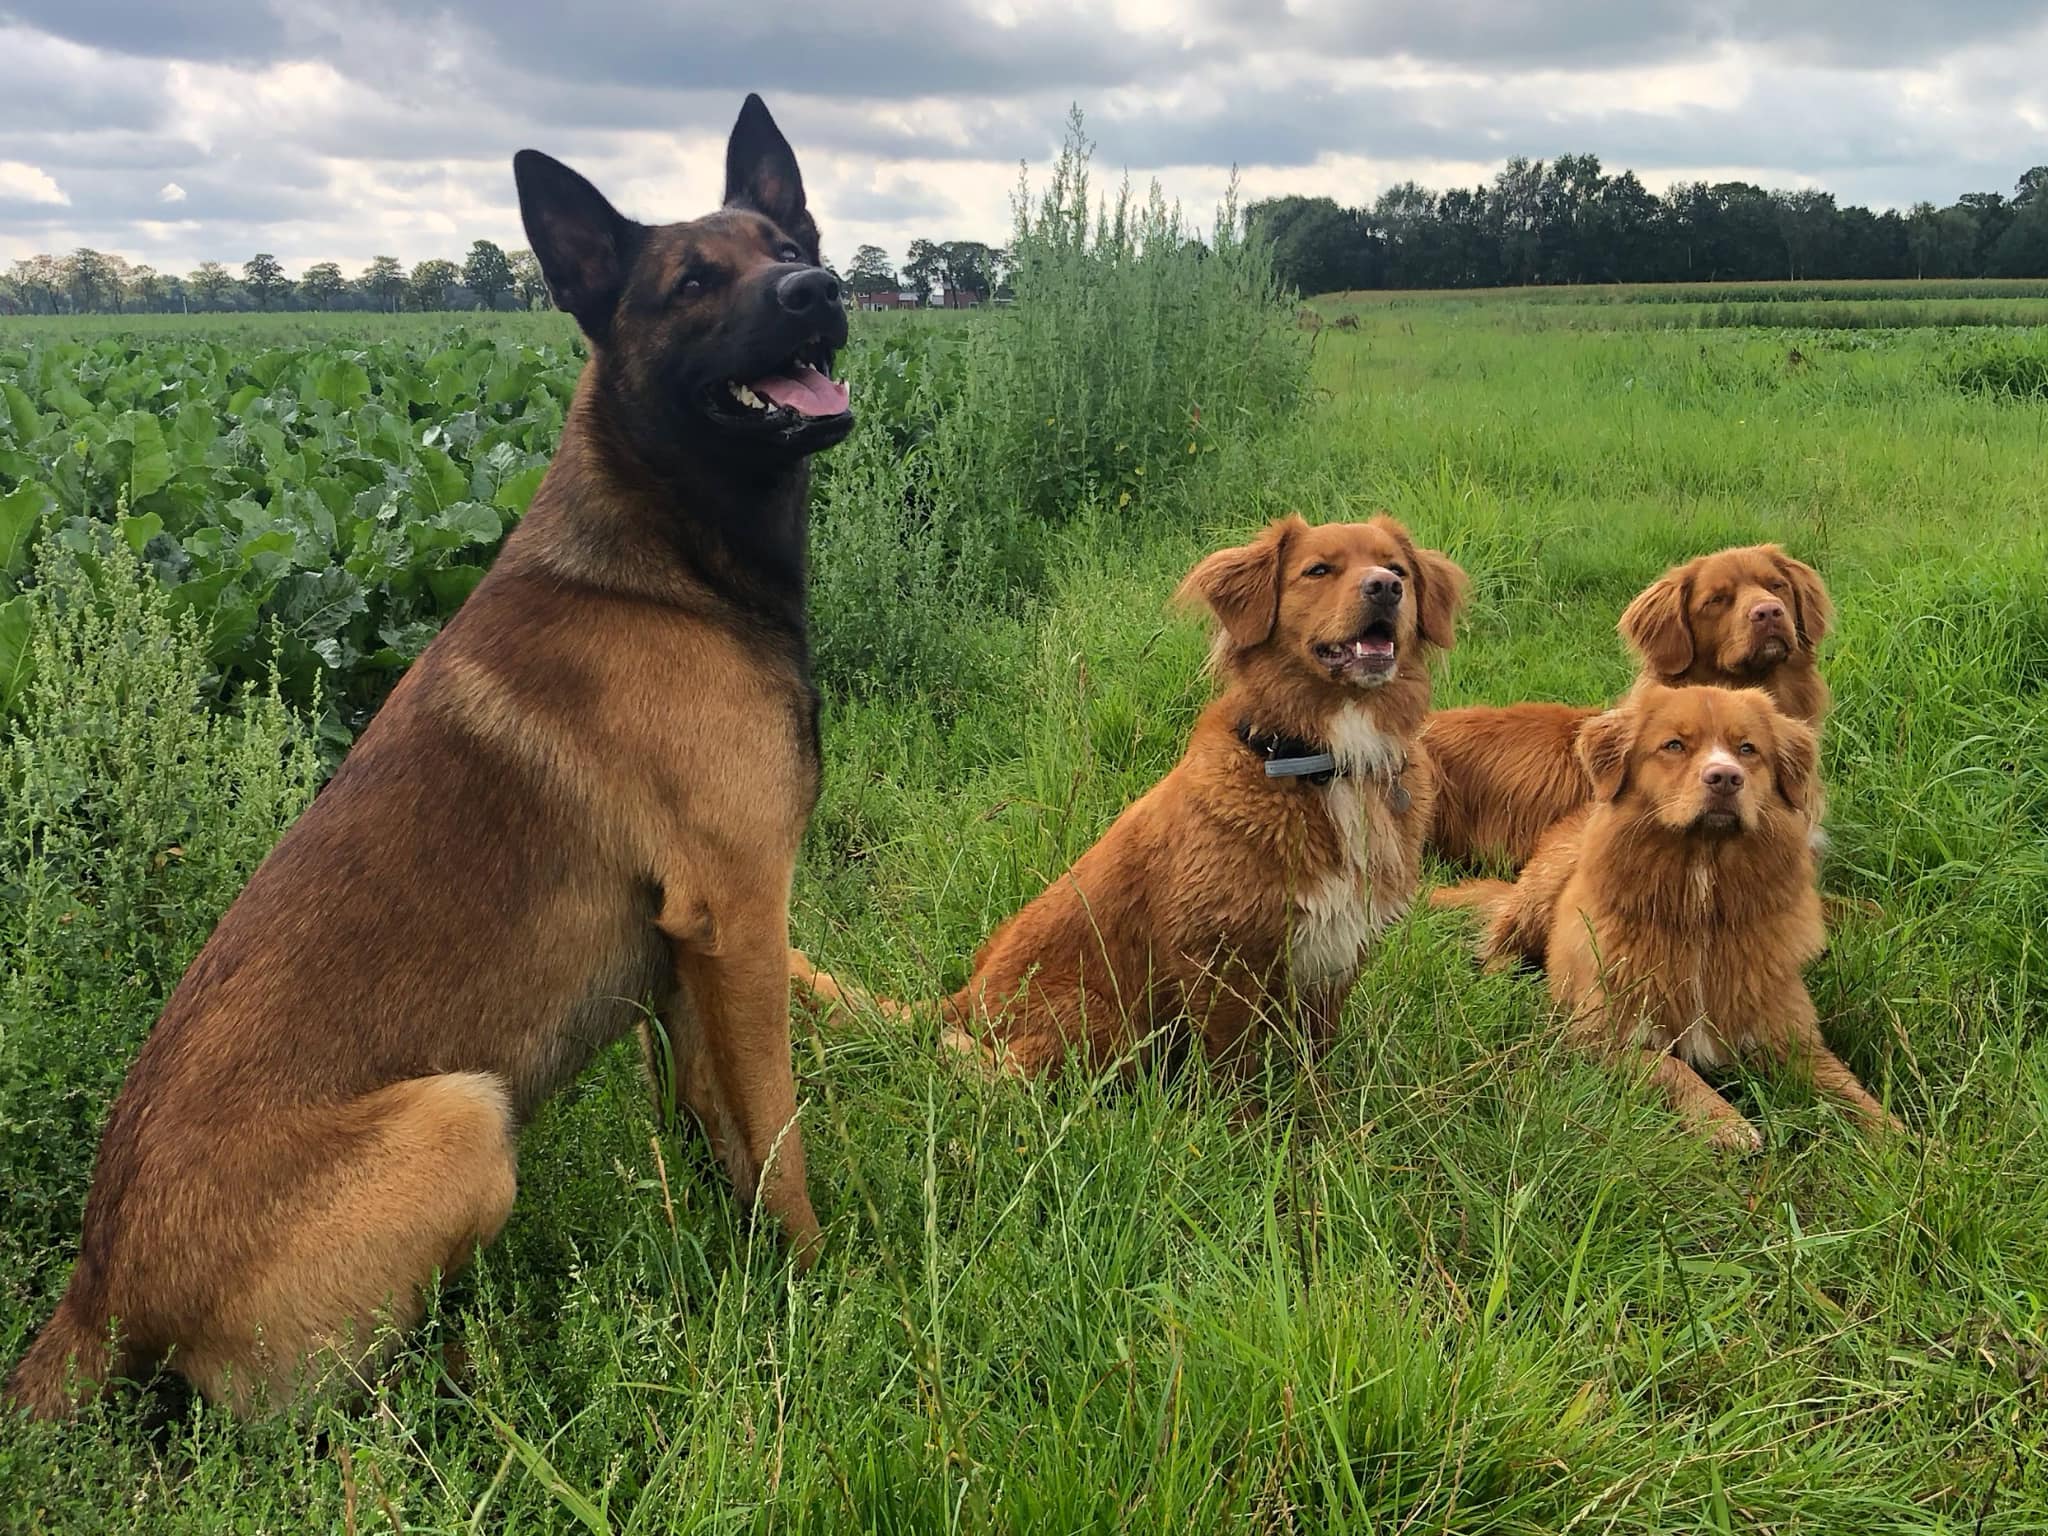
1235 720 1413 811
1237 723 1340 785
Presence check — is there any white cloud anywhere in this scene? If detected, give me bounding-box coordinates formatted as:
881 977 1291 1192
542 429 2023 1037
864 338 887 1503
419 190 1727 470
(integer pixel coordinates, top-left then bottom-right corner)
0 159 69 205
158 181 186 202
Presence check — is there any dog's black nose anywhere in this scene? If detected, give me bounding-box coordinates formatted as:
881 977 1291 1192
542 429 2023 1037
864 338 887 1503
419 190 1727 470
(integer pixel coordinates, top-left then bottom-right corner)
1361 569 1403 605
776 267 841 316
1750 599 1786 626
1702 763 1744 794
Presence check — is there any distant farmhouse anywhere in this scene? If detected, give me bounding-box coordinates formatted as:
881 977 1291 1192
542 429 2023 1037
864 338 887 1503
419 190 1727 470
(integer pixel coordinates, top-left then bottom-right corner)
855 287 986 311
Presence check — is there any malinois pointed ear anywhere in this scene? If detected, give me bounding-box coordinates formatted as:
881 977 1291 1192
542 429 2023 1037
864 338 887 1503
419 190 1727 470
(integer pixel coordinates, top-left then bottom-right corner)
514 150 642 347
725 94 820 264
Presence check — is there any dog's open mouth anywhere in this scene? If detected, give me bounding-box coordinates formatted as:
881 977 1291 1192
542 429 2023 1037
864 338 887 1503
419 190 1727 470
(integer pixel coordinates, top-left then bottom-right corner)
711 336 850 425
1316 618 1398 679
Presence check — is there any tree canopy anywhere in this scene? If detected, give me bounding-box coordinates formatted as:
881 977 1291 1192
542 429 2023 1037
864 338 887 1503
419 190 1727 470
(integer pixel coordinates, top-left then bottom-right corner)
1250 161 2048 293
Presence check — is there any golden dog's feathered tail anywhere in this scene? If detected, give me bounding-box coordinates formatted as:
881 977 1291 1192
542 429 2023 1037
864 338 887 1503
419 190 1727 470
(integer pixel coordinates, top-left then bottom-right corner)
787 948 919 1023
787 950 997 1068
1430 877 1553 971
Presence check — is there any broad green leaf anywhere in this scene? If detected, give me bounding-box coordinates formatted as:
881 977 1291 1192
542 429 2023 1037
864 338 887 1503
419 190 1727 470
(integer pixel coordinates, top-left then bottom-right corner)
1 381 42 444
494 464 548 515
0 480 52 579
235 528 298 574
46 384 94 422
427 564 485 611
118 511 164 555
415 444 467 511
169 401 219 463
313 355 372 411
440 501 502 546
111 411 175 500
0 592 31 717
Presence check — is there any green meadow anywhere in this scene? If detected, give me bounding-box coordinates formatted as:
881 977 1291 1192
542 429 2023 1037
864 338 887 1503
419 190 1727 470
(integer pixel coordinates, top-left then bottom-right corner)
2 274 2044 1531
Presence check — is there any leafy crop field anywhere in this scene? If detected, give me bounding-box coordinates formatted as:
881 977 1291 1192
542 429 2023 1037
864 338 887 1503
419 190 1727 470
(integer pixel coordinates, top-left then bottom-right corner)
2 273 2044 1532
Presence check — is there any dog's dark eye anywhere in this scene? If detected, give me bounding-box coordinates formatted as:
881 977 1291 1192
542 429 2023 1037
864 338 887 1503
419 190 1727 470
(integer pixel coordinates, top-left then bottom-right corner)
777 243 803 263
677 268 712 296
1738 741 1758 755
1302 562 1332 578
1701 593 1729 610
1662 738 1686 753
1389 563 1408 578
1765 579 1786 592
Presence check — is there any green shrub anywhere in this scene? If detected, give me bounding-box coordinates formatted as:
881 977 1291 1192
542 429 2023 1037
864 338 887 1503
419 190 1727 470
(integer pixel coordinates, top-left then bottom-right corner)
971 108 1306 526
807 110 1307 699
0 538 317 1300
1942 333 2048 399
809 342 1012 704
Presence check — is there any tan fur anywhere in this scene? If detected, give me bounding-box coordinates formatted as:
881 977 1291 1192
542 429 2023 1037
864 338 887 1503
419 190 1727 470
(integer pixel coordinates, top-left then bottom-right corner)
8 107 838 1419
796 516 1467 1079
1424 544 1833 868
1432 685 1898 1150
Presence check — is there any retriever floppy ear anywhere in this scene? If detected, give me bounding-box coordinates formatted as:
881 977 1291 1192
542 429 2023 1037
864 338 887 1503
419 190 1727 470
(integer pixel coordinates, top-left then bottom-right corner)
1176 517 1302 648
1378 517 1468 650
1766 710 1820 814
1575 702 1637 802
1766 546 1833 653
1617 566 1695 678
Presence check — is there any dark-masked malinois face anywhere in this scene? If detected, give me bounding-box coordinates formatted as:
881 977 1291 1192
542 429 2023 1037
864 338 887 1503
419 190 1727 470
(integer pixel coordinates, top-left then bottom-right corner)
514 94 853 461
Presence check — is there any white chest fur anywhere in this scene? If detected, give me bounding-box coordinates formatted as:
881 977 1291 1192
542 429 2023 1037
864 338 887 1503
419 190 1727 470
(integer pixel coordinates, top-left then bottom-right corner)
1287 705 1410 989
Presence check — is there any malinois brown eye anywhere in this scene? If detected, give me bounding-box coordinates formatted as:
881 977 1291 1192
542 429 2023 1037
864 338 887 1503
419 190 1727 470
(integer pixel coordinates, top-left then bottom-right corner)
777 243 802 263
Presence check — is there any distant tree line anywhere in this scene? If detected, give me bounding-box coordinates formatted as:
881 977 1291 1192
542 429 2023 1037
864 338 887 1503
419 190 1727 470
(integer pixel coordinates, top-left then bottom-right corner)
0 231 1023 316
842 239 1011 300
1248 159 2048 292
10 155 2043 316
0 240 551 316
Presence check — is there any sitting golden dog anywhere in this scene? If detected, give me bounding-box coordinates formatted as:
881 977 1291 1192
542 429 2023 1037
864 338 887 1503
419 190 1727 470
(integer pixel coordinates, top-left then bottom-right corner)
1433 684 1897 1151
1425 543 1832 868
794 515 1466 1077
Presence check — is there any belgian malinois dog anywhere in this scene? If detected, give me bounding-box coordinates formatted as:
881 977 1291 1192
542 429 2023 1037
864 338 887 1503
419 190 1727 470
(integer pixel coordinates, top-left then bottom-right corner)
7 95 853 1419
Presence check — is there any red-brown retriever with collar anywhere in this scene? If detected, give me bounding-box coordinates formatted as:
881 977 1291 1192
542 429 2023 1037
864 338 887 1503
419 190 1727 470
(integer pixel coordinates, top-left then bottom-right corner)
1425 544 1833 868
794 515 1467 1077
1433 684 1897 1151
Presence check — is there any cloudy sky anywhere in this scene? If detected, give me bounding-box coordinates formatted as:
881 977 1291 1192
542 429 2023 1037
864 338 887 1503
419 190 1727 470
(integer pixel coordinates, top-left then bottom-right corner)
2 1 2045 278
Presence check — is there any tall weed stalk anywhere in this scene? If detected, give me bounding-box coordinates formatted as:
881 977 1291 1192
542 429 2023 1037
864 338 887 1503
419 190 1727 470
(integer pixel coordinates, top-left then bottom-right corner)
811 108 1306 699
0 539 317 1292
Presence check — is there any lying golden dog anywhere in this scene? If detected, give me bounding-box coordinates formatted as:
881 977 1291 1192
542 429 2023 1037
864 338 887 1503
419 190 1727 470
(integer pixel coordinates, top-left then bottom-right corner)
1433 684 1896 1151
1425 543 1832 868
795 515 1466 1077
